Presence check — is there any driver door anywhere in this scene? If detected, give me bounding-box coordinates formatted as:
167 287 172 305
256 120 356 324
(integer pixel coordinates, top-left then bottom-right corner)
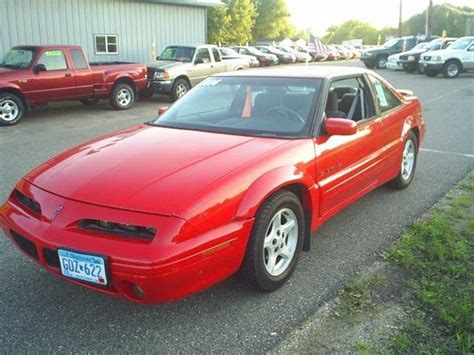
188 48 213 86
314 76 386 218
26 49 76 102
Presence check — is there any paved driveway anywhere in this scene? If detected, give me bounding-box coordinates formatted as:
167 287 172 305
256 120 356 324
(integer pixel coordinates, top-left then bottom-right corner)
0 61 473 353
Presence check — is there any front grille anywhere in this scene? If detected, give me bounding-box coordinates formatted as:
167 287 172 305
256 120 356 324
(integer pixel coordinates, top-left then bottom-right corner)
14 190 41 215
147 68 155 79
423 56 431 61
43 248 60 268
399 55 408 60
10 230 38 260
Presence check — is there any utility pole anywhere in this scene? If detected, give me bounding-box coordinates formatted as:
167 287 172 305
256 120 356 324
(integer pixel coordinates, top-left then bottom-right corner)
425 0 433 36
398 0 403 37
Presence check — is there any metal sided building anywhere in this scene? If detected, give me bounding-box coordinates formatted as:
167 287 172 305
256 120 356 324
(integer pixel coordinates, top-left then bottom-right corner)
0 0 225 62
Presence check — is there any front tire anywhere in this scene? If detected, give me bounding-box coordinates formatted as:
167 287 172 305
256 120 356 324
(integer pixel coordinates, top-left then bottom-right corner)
170 78 189 102
240 190 305 292
376 56 388 69
390 131 418 189
0 93 25 126
110 83 135 110
443 60 461 78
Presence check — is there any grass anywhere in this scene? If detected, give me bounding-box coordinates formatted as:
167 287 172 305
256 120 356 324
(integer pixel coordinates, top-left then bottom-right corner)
386 173 474 353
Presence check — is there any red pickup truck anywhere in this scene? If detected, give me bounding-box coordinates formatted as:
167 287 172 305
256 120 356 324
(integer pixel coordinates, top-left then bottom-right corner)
0 45 148 125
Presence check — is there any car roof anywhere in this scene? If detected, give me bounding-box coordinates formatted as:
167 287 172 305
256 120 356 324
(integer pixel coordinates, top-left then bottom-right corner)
214 66 373 79
13 45 83 50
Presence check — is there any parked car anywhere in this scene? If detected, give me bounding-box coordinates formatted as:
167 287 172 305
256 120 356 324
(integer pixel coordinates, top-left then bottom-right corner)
326 46 341 61
360 36 438 69
334 45 353 59
219 47 260 67
419 36 474 78
0 66 425 304
231 46 279 66
0 45 148 126
275 46 311 63
292 45 326 62
146 45 249 101
398 37 458 73
386 53 404 71
254 46 297 64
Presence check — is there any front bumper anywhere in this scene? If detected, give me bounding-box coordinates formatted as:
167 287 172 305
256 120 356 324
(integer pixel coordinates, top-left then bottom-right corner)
386 60 403 70
148 79 174 94
0 182 254 304
419 61 444 72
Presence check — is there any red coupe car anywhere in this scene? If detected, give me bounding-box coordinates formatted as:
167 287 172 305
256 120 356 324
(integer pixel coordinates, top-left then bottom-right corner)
0 67 425 304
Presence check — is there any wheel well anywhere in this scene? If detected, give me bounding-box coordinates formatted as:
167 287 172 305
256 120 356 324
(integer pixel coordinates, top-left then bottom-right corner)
0 88 28 112
175 75 191 87
283 183 312 252
114 77 136 93
411 127 420 149
445 58 463 70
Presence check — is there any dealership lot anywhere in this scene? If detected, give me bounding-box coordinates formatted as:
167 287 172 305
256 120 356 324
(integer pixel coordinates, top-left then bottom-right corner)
0 61 473 352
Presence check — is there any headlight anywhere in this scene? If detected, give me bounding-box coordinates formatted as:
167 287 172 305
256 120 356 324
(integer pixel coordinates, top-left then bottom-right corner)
154 71 170 80
408 55 415 62
79 219 157 241
433 56 442 62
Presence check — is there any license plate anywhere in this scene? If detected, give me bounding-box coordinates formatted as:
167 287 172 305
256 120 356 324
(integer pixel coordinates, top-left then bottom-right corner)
58 249 108 285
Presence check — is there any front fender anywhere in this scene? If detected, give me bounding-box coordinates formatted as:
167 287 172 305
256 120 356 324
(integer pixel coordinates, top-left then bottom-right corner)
235 165 317 221
0 82 23 92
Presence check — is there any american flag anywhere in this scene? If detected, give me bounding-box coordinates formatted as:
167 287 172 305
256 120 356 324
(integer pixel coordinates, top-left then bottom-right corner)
308 34 327 54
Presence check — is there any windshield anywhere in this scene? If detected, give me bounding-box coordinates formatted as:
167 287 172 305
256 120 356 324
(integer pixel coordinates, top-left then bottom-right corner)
0 47 37 69
383 38 400 48
449 38 473 50
220 48 238 56
247 47 264 55
412 43 427 50
159 46 195 62
151 76 322 138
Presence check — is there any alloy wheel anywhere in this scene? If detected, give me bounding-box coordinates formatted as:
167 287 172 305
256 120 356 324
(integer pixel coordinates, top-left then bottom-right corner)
401 139 415 180
0 100 19 122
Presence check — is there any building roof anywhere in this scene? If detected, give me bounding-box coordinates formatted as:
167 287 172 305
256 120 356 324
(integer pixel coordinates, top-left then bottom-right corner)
143 0 226 7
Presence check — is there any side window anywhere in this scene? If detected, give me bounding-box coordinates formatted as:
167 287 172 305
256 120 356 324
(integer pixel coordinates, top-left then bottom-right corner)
195 48 211 63
368 75 401 113
211 48 222 62
37 50 67 71
70 49 88 69
325 76 375 122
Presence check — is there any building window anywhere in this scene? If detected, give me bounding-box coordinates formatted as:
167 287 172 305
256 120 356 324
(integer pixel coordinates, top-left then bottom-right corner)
94 35 118 55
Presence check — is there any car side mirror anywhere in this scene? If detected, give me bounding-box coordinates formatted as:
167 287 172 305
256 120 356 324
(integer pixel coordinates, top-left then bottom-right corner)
194 58 204 65
324 118 357 136
33 64 47 74
157 106 169 117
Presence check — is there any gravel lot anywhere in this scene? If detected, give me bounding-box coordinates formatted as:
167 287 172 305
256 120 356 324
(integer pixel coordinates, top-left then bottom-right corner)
0 61 473 353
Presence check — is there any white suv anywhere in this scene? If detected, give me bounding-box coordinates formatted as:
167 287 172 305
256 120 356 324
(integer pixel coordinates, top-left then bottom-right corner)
419 36 474 78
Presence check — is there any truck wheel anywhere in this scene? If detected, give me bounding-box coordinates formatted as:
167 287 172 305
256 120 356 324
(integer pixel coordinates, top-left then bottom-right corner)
171 79 189 102
0 93 25 126
110 83 135 110
405 64 417 73
363 61 375 69
240 190 304 292
375 56 388 69
80 98 99 105
443 60 461 78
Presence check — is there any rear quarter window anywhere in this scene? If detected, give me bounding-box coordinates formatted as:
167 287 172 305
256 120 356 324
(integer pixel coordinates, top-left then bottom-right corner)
70 49 88 69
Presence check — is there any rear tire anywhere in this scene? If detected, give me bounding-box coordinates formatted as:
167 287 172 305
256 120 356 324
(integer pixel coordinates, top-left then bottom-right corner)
80 98 99 105
389 131 418 189
110 83 135 110
170 78 189 102
240 190 304 292
443 60 461 78
0 92 25 126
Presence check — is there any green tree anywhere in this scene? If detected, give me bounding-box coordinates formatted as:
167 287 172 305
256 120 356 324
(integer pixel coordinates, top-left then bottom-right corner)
227 0 257 44
208 7 231 45
323 20 379 45
253 0 295 40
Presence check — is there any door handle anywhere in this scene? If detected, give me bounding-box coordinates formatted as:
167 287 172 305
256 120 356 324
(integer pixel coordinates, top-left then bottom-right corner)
65 73 72 77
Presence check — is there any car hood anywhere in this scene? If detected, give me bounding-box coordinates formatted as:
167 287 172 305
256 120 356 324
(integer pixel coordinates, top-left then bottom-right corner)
0 67 28 79
147 60 187 70
402 48 426 56
25 125 288 216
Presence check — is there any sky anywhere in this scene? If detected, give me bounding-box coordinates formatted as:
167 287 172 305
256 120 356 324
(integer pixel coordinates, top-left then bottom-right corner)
287 0 474 35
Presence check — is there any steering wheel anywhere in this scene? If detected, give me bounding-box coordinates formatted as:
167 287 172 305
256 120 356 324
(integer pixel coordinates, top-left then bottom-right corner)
265 107 305 125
